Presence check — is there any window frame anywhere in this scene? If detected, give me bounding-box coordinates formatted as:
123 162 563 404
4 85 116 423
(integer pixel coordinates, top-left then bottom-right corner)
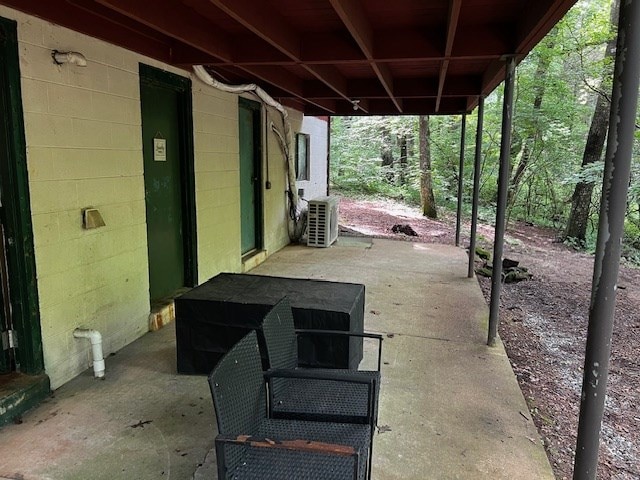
295 132 310 181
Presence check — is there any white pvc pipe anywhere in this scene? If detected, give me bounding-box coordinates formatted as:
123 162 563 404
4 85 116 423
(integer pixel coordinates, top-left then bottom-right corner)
192 66 300 210
52 51 87 67
73 328 105 378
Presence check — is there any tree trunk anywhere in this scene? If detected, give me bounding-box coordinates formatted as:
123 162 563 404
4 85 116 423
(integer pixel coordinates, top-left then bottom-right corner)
564 0 619 243
419 115 437 218
507 31 557 208
380 126 394 182
398 134 408 185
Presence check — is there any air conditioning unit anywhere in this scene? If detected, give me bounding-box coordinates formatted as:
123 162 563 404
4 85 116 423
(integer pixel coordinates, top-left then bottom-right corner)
307 196 339 247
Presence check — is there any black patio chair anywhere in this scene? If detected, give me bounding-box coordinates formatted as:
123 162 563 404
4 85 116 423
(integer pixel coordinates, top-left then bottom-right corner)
261 297 383 427
208 330 373 480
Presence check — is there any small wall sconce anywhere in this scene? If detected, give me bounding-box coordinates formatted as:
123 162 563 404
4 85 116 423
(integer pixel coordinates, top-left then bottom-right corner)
82 208 105 230
52 50 87 67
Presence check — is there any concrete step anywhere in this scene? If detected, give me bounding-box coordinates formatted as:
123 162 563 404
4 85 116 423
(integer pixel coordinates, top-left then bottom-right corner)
0 372 50 427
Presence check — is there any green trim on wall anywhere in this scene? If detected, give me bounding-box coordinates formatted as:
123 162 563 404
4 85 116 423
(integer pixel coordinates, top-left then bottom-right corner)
139 64 198 288
0 16 44 374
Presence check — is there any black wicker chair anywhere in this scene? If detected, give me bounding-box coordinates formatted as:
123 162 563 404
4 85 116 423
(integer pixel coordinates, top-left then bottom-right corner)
261 297 382 427
208 330 373 479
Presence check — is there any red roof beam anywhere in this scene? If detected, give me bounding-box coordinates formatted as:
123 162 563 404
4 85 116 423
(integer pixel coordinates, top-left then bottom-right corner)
329 0 402 112
436 0 462 112
210 0 355 110
94 0 232 62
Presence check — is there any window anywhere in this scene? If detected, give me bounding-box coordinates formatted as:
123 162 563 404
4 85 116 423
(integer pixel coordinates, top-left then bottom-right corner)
295 133 310 181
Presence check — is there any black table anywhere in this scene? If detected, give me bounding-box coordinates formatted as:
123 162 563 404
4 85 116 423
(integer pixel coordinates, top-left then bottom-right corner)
175 273 365 374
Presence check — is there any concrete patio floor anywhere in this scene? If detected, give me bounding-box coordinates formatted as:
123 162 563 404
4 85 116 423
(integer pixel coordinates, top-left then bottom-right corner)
0 237 554 479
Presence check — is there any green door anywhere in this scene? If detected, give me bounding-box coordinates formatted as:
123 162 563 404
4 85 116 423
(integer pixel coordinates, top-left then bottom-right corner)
0 16 44 375
140 67 197 302
238 98 262 255
0 224 10 374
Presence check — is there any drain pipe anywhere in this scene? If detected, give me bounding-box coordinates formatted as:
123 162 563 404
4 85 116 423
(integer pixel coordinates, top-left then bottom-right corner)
193 65 304 241
73 328 105 378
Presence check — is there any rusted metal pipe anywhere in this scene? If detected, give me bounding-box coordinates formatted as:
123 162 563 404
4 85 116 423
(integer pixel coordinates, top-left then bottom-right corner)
455 114 466 247
488 56 516 347
468 97 484 279
573 1 640 478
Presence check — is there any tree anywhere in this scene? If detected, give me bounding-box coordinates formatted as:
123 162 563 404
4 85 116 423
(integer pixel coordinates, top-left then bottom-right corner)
507 30 558 209
398 133 408 185
419 115 437 218
380 126 394 182
564 0 619 243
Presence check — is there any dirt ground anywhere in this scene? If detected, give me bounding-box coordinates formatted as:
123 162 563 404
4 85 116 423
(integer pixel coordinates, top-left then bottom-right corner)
337 195 640 480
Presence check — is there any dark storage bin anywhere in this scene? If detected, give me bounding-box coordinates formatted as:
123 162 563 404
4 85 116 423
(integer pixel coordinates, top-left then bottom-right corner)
175 273 365 374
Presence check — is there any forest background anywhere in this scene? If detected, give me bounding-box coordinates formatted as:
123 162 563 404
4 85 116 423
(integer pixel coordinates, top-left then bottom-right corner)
329 0 640 260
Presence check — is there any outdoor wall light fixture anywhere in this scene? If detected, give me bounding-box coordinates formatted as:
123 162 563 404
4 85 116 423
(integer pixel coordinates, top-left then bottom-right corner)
351 99 361 111
52 50 87 67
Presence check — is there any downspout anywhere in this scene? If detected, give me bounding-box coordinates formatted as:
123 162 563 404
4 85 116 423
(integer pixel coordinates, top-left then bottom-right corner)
192 66 304 241
73 328 105 378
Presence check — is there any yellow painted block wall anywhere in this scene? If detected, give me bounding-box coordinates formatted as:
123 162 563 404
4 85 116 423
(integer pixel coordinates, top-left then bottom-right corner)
0 6 310 389
2 7 152 388
192 83 242 281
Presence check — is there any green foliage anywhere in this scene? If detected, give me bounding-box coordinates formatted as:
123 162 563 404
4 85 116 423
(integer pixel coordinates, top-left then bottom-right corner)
330 0 640 263
330 116 422 203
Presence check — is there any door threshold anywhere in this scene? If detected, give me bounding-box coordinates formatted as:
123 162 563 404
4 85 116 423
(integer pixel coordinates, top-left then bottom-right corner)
0 372 50 427
242 249 268 272
149 288 192 331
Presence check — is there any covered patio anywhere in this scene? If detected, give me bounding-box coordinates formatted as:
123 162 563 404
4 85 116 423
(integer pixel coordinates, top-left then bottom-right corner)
0 237 552 479
1 0 639 477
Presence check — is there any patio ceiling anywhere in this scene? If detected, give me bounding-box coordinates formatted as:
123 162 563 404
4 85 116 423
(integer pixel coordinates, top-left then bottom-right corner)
2 0 577 115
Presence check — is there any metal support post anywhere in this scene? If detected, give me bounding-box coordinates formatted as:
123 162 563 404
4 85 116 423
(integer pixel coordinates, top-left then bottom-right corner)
488 56 516 347
573 1 640 478
468 98 484 278
455 114 467 247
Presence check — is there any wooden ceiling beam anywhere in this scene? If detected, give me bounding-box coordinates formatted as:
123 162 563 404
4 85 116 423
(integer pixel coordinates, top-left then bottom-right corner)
305 97 469 116
209 0 301 59
210 0 353 108
301 76 482 100
436 0 462 112
0 0 173 62
232 65 337 114
329 0 402 112
481 54 525 98
478 0 574 100
517 0 576 54
95 0 232 61
67 0 170 42
197 27 506 67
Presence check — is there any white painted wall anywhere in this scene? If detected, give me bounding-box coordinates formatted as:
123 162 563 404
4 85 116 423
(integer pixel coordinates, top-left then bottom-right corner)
297 115 329 201
0 5 327 389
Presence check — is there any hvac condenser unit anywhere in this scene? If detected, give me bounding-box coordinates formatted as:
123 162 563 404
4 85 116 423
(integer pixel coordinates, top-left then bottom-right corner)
307 196 339 247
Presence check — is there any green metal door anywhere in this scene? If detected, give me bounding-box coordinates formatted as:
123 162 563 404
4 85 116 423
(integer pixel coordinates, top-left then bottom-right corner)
141 81 185 302
0 223 10 374
239 98 262 255
0 17 44 375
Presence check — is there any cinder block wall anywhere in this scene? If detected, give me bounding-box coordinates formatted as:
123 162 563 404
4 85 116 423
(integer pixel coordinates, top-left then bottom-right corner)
192 79 243 281
0 6 313 389
11 10 152 388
